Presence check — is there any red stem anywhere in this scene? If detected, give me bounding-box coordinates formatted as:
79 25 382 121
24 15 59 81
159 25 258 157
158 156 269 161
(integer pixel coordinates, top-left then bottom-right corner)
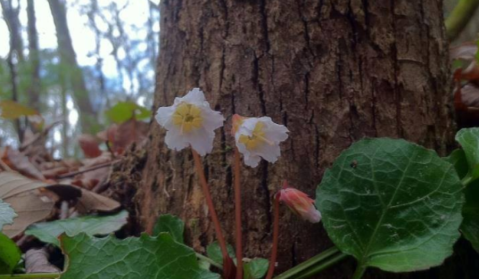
266 193 281 279
234 148 243 279
191 150 229 261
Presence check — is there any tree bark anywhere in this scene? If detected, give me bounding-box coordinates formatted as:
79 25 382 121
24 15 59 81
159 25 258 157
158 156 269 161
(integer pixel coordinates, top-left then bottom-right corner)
27 0 41 111
1 0 24 63
126 0 477 278
47 0 95 133
1 0 24 141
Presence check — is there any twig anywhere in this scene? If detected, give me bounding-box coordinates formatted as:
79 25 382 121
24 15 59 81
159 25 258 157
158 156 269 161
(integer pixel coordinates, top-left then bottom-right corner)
446 0 479 41
56 160 118 179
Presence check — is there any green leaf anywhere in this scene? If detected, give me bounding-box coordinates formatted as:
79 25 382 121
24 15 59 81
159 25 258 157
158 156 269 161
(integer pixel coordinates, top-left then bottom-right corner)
445 149 469 179
152 214 184 243
317 138 464 273
475 40 479 64
462 180 479 253
0 232 21 274
135 106 152 121
25 211 128 247
244 258 269 279
455 128 479 182
452 59 464 70
105 101 151 124
0 100 38 120
60 233 219 279
206 241 236 265
0 200 16 230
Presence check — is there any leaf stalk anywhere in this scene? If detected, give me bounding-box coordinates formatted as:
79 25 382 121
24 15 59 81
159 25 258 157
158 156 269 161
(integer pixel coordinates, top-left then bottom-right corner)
233 147 243 279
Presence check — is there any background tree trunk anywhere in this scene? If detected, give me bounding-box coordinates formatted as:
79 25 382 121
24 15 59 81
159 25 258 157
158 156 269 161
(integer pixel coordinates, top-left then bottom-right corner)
27 0 41 111
122 0 478 278
47 0 95 133
1 0 24 63
1 0 24 141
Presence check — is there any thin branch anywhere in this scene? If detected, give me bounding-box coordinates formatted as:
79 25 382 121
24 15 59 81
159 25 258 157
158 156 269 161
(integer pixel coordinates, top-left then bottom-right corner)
56 160 118 179
446 0 479 41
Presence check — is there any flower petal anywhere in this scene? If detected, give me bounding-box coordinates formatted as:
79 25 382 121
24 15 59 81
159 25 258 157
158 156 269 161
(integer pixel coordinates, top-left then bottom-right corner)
261 117 289 142
243 153 261 167
155 88 224 156
180 88 207 105
202 107 225 131
279 187 321 223
254 142 281 163
188 127 215 156
234 116 288 167
155 106 175 127
306 208 322 223
164 127 189 151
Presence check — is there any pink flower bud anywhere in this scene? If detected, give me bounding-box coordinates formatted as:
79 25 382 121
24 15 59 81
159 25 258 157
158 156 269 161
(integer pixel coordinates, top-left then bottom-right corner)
231 114 246 136
278 182 321 223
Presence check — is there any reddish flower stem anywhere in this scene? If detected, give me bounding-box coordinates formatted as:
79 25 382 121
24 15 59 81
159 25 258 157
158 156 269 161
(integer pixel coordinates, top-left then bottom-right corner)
266 193 281 279
233 148 243 279
191 150 229 261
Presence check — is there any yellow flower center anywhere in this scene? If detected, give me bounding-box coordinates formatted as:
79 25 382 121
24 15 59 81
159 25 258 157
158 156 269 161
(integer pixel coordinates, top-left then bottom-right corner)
172 103 203 134
238 121 273 150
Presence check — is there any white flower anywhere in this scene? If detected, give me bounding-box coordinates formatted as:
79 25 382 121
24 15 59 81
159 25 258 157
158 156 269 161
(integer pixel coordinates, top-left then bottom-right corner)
155 88 224 156
233 114 289 167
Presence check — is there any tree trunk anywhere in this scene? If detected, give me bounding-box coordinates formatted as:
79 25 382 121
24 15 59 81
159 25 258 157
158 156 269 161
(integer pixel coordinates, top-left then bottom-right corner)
1 0 24 63
1 0 24 141
125 0 477 278
47 0 95 133
27 0 41 112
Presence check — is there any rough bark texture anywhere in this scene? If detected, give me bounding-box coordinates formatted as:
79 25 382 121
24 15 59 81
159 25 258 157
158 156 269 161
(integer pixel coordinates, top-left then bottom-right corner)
131 0 477 278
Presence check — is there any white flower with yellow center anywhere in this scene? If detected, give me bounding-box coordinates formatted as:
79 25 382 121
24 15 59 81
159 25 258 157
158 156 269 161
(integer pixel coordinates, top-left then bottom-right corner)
155 88 224 156
233 114 289 167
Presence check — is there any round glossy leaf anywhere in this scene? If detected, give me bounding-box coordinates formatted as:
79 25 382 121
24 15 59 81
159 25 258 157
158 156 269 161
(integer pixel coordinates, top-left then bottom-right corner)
317 138 464 272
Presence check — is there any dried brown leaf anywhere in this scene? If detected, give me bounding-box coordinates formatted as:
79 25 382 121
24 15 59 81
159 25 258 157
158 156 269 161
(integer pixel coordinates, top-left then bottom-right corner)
450 42 477 60
78 135 102 158
0 171 48 199
461 83 479 107
2 191 55 238
25 248 61 273
72 153 112 189
97 120 148 155
0 172 120 237
2 147 45 180
113 119 148 154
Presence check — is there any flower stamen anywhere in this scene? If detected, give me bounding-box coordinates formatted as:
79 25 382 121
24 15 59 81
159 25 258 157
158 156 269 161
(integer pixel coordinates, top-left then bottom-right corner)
173 103 203 134
238 121 274 150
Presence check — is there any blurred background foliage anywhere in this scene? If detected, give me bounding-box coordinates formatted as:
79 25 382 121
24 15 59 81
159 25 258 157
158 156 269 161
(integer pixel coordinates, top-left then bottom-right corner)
0 0 158 158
